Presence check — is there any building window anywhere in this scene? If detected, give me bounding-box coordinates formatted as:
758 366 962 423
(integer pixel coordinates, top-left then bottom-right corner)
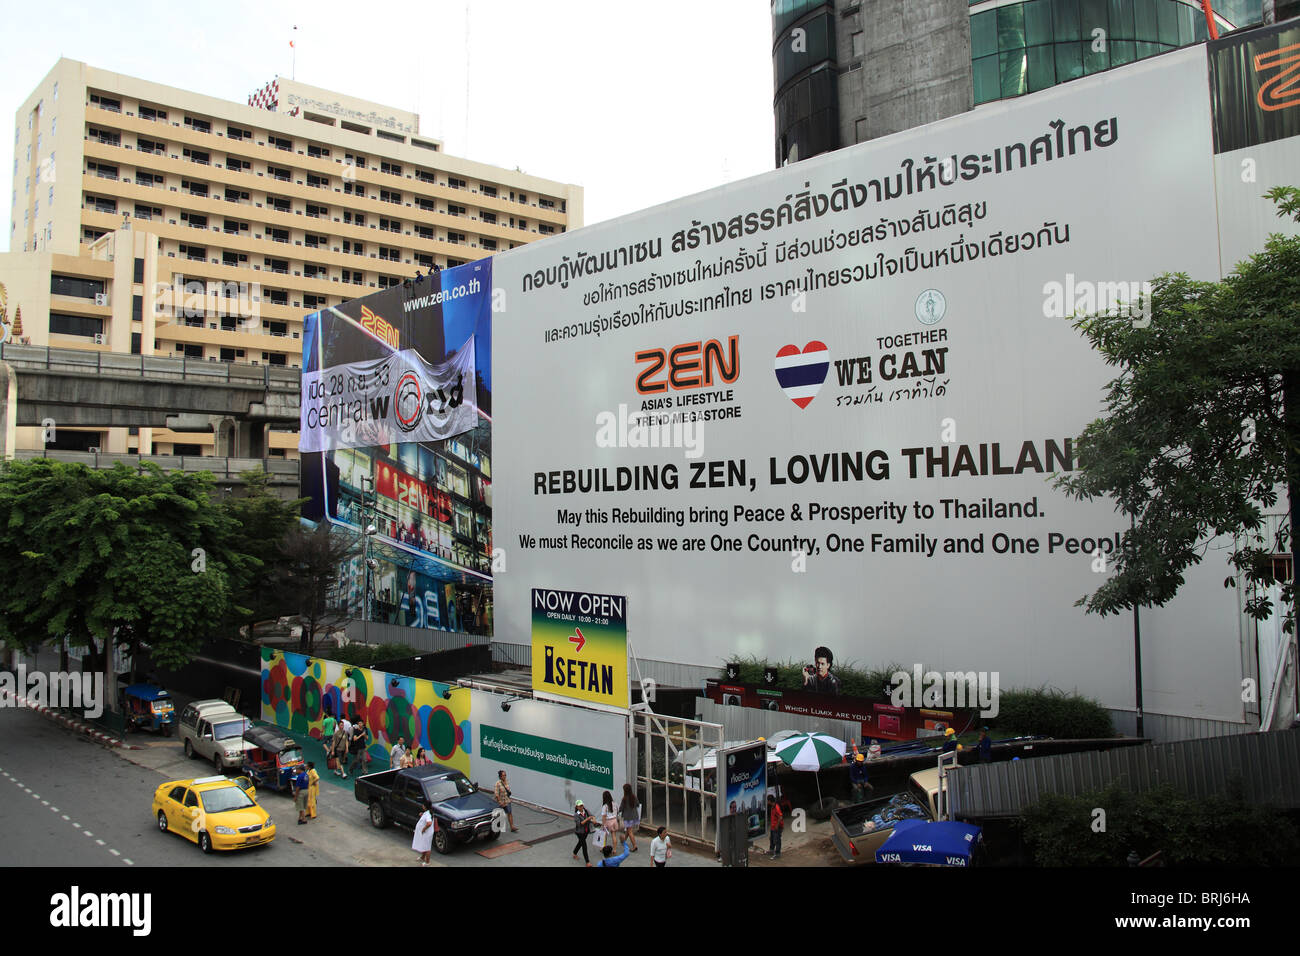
50 313 104 337
132 295 143 321
480 211 496 225
448 177 467 190
134 258 145 283
131 332 142 355
51 275 106 298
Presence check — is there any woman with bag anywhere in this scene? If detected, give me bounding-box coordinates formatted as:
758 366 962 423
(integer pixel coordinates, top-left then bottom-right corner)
572 799 595 866
600 790 619 847
618 783 641 852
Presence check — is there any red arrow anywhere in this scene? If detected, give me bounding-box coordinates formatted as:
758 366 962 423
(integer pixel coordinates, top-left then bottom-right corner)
569 627 586 653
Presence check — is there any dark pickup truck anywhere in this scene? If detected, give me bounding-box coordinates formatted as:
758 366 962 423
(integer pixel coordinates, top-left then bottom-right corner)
355 764 501 854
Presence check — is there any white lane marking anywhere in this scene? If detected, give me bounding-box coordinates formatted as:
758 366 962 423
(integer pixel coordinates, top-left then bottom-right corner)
123 859 134 866
41 800 48 805
50 806 59 813
61 815 69 821
83 830 93 837
109 849 120 856
96 839 105 846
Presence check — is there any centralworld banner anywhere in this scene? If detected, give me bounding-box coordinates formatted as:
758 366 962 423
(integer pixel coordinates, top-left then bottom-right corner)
299 336 477 452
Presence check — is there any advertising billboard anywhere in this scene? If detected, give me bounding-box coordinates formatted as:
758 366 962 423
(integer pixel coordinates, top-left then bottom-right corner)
492 47 1255 724
721 742 768 840
301 261 495 634
530 587 629 712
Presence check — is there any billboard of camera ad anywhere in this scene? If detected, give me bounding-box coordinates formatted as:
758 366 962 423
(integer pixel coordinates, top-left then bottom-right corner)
492 46 1255 724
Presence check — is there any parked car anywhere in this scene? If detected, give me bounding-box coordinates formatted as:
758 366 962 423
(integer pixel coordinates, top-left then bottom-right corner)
152 774 275 853
830 767 945 864
179 700 253 771
355 764 499 854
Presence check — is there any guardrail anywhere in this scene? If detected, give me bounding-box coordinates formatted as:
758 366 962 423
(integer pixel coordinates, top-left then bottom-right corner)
12 449 300 480
0 343 300 390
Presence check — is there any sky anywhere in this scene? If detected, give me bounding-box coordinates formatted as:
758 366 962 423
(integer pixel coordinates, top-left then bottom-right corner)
1 0 777 252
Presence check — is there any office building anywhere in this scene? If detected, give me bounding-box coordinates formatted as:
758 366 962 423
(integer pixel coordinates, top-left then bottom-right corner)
4 60 582 457
772 0 1279 165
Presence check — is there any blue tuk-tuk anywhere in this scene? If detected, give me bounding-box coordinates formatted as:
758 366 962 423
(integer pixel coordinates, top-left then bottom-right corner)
120 683 176 736
241 725 304 793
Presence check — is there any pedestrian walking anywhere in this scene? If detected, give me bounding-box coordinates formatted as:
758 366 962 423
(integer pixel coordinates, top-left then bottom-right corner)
347 719 370 777
977 727 993 763
767 794 783 858
292 764 310 825
330 721 349 776
321 713 336 755
650 826 672 867
600 790 620 847
572 798 594 866
618 783 640 852
412 800 436 866
597 839 630 867
494 770 519 832
306 762 320 820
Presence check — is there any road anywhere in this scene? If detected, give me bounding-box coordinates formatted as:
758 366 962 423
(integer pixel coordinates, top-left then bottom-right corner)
0 700 721 868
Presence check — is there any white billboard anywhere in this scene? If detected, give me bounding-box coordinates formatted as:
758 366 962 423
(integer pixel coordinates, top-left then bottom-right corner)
469 690 628 815
493 48 1249 724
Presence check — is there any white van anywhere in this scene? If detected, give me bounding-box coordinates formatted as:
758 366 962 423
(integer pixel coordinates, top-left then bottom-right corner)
179 699 253 771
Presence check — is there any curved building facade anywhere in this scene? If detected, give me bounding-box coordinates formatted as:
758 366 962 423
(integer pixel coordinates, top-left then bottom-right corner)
772 0 1273 163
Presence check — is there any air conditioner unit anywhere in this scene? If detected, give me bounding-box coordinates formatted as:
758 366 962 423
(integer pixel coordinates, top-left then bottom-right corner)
94 333 105 345
88 446 101 454
94 293 109 306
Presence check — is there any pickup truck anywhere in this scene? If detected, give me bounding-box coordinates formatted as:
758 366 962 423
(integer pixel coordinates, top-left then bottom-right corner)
355 764 501 854
830 767 945 864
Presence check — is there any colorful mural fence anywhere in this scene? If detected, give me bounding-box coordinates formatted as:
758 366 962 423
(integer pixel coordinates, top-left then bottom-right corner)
260 647 473 776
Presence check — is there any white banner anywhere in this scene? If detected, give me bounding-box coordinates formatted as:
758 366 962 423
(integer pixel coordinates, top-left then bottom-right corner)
299 337 477 452
492 49 1250 724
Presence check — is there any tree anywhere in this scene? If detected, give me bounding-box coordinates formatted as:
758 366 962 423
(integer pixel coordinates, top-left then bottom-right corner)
219 467 305 627
1057 188 1300 648
0 460 249 698
276 523 362 653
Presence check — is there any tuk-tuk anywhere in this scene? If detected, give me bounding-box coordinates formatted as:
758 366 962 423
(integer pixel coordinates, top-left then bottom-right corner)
120 683 176 736
241 725 305 793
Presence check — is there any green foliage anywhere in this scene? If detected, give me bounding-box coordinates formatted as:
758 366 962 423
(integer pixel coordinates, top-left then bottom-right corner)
1055 188 1300 632
990 687 1114 739
327 642 419 666
730 654 902 698
0 460 245 669
218 468 305 625
1020 783 1300 866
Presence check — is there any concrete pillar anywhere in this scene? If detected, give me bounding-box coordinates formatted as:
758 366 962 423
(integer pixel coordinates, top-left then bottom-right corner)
0 362 16 460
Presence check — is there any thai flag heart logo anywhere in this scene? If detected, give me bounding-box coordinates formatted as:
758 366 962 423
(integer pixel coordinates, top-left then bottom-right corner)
773 341 830 408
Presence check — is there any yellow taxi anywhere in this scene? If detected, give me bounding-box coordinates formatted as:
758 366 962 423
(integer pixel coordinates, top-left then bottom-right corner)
152 775 276 853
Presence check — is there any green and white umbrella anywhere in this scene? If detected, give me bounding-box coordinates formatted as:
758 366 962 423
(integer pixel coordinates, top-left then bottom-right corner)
773 732 847 805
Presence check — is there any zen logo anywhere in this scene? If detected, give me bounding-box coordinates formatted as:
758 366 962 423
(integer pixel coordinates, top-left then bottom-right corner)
635 336 739 394
1255 41 1300 112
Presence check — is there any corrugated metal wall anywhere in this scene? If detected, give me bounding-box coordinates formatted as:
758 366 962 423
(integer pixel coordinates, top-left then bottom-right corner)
947 729 1300 819
1106 708 1255 743
343 621 488 653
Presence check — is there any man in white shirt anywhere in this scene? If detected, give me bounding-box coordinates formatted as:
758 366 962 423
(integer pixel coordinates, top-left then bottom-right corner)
390 736 407 769
650 826 671 867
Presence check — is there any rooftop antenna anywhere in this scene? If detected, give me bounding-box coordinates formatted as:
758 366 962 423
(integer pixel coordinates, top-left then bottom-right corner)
291 25 298 80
